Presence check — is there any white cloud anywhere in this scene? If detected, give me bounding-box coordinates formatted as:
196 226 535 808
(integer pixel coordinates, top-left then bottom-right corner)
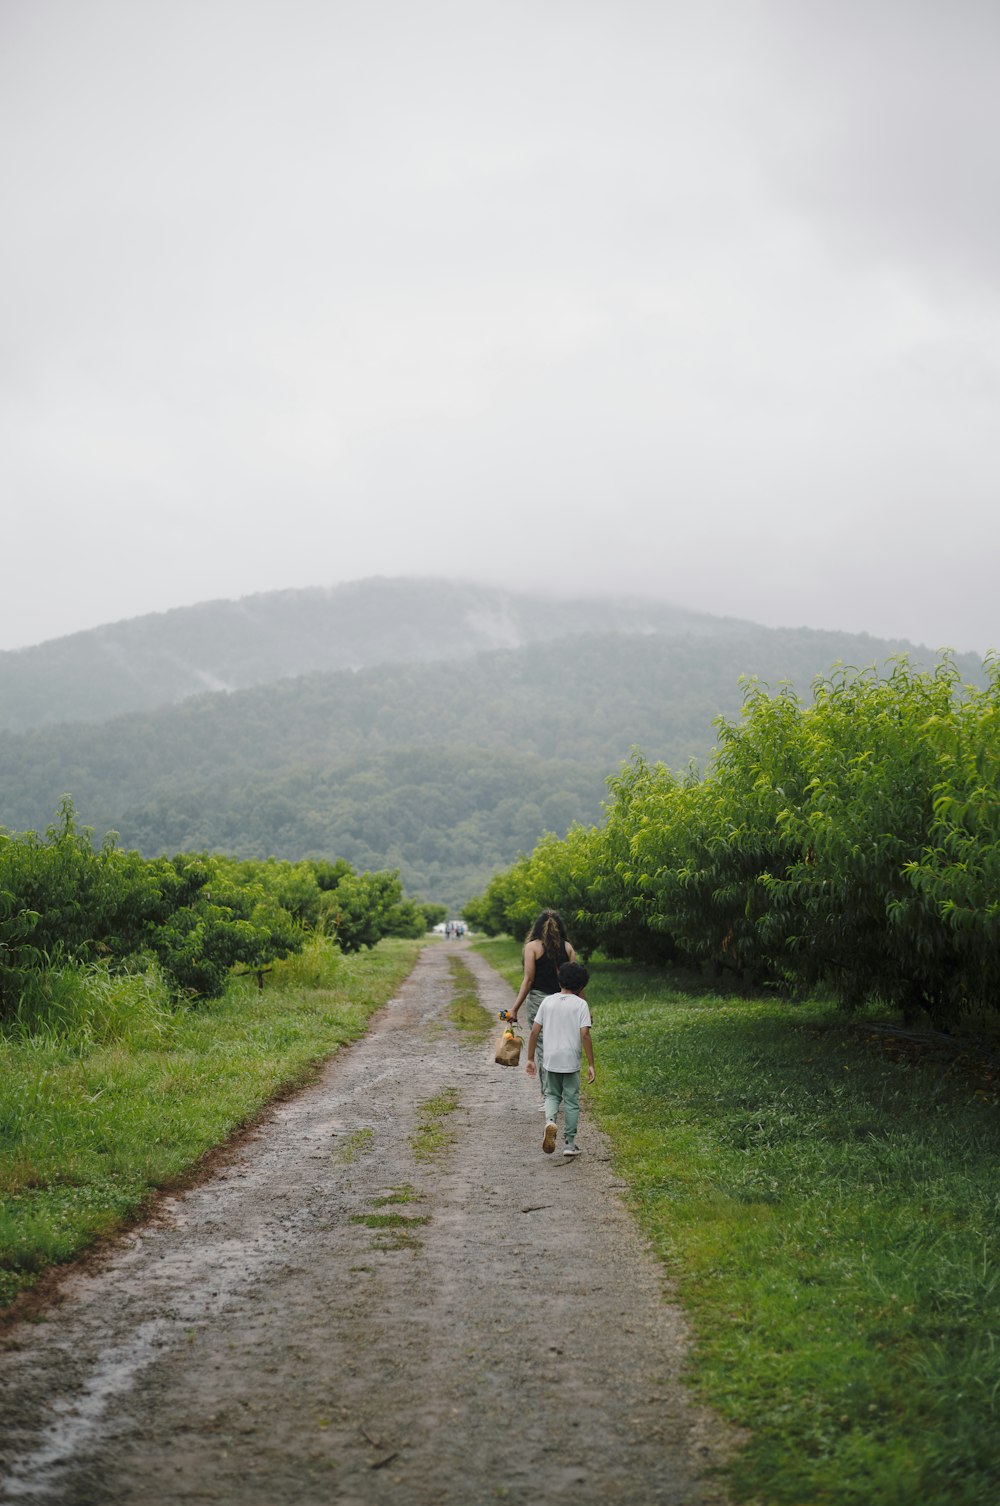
1 0 998 654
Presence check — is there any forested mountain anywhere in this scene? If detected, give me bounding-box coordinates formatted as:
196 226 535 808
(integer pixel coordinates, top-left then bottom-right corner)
0 577 753 732
0 607 986 912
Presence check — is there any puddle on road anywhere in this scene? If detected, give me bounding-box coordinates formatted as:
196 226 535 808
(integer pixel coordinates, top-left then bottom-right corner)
0 1318 171 1500
0 1234 275 1500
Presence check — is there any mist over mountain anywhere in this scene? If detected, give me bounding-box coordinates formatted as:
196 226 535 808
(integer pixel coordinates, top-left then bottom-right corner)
0 580 986 911
0 577 752 732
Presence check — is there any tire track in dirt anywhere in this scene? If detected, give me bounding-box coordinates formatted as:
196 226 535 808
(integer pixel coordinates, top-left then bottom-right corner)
0 941 738 1505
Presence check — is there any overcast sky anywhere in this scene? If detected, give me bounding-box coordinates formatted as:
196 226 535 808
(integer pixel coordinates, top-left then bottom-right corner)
2 0 998 655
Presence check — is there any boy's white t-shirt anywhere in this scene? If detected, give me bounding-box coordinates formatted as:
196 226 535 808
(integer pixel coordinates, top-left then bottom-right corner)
534 991 592 1072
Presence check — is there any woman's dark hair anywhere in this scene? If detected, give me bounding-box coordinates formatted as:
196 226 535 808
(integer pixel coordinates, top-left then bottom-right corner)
526 908 569 958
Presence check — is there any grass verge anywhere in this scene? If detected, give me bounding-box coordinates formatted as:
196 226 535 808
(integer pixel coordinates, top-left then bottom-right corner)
474 936 1000 1506
0 935 423 1310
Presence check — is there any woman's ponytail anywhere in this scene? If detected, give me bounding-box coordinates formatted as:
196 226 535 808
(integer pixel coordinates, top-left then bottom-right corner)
541 915 562 959
526 907 569 957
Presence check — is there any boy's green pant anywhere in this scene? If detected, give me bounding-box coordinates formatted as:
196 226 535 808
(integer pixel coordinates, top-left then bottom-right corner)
544 1070 581 1143
525 990 548 1098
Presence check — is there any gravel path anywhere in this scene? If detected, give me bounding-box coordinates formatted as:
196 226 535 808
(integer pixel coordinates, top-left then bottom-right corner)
0 941 738 1505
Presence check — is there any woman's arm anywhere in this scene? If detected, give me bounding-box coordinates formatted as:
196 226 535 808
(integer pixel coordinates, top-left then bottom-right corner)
510 943 538 1018
525 1018 543 1076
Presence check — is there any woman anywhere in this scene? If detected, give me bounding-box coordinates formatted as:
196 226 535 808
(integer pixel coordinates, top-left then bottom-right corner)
509 909 577 1102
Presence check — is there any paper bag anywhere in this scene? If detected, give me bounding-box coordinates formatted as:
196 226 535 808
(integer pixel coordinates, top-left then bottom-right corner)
494 1028 523 1067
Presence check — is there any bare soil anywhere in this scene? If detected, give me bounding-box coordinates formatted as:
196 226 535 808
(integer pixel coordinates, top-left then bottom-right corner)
0 942 739 1505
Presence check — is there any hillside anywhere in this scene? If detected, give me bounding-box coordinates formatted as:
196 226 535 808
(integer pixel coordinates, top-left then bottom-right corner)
0 577 753 732
0 618 985 912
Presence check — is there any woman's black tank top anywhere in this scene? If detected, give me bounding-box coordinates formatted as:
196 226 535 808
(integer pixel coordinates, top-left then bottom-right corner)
532 942 569 996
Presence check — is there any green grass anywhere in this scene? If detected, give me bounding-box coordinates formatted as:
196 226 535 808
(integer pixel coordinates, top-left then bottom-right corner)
474 936 1000 1506
373 1183 421 1206
410 1086 461 1161
331 1127 375 1165
350 1210 431 1253
353 1186 431 1252
350 1212 431 1229
0 935 423 1309
445 954 493 1037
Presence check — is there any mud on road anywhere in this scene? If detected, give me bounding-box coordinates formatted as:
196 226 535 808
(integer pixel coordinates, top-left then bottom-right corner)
0 942 738 1506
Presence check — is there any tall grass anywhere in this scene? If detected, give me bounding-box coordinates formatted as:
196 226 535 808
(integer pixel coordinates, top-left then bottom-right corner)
0 935 423 1308
10 958 173 1048
476 937 1000 1506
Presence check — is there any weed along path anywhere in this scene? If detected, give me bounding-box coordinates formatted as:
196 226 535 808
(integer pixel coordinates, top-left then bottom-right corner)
0 941 736 1506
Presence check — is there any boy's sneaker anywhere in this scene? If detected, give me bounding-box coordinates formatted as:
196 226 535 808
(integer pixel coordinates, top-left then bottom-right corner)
542 1122 557 1154
563 1143 582 1157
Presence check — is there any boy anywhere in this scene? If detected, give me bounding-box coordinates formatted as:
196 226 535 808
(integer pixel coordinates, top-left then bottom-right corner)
525 961 595 1157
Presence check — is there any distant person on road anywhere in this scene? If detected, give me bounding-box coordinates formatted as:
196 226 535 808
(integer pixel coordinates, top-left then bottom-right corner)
508 909 577 1104
526 961 594 1157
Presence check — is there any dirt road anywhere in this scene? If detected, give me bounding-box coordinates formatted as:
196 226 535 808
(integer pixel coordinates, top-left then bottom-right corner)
0 942 737 1505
